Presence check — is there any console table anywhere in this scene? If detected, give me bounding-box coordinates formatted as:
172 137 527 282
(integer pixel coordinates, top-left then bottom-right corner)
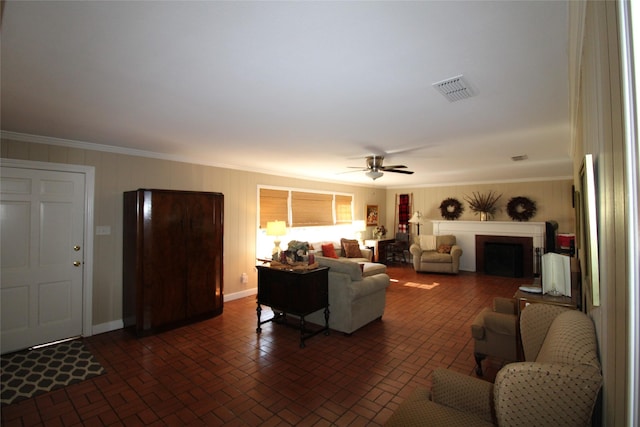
256 265 329 347
364 238 395 264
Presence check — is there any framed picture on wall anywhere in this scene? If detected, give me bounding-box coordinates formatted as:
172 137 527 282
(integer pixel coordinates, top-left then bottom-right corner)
366 205 379 226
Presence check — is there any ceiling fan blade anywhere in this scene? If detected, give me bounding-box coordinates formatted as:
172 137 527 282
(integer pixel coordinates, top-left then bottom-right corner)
337 168 367 174
380 165 407 170
385 169 414 174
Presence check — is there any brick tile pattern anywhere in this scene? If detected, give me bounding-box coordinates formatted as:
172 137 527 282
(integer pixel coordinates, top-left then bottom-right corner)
1 266 521 426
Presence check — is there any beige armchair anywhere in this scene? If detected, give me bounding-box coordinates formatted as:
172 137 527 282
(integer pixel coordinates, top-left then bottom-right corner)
471 297 518 376
409 234 463 273
385 304 602 426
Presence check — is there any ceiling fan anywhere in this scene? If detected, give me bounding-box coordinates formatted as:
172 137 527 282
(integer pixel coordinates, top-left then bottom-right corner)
348 155 414 180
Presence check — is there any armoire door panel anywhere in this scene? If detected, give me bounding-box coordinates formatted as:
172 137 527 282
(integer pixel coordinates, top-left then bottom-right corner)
123 189 223 336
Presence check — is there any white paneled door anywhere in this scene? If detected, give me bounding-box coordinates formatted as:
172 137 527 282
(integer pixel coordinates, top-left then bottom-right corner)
1 166 86 354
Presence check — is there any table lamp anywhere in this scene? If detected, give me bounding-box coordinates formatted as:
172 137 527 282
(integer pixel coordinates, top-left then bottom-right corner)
266 220 287 260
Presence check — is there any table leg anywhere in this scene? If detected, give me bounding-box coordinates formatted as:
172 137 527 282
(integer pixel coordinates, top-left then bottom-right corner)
256 304 262 333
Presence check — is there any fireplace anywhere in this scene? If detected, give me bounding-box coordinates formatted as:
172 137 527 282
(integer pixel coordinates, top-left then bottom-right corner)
476 235 534 278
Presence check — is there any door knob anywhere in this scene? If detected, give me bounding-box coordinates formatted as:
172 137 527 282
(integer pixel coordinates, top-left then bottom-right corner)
73 261 81 267
73 245 81 251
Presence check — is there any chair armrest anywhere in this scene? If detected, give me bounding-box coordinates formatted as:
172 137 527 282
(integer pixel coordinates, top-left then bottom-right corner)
494 362 602 426
431 368 495 423
483 312 517 336
409 243 422 256
450 244 463 258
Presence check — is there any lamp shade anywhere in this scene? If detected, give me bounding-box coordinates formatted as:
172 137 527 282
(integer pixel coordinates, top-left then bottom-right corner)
266 220 286 236
353 220 366 231
408 212 422 224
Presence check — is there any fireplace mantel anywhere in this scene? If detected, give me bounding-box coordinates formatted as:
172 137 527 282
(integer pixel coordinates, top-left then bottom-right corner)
431 220 546 272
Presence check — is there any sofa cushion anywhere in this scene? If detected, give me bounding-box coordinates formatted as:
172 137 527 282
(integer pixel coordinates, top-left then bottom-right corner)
361 262 386 277
420 252 452 263
437 244 452 254
436 235 457 247
343 241 363 258
321 243 339 259
340 238 360 257
317 256 362 281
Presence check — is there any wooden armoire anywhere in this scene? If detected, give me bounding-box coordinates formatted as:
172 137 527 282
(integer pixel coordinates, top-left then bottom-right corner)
123 189 224 336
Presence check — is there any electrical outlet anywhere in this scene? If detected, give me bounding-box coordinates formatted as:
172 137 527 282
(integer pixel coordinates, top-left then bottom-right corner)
96 225 111 235
241 273 248 284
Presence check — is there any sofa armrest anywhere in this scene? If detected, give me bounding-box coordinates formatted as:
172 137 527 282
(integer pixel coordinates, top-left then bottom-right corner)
360 247 373 262
431 368 495 423
494 362 602 426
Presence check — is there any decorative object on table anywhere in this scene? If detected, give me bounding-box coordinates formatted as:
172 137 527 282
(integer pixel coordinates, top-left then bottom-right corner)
464 191 502 221
366 204 379 226
439 198 464 220
373 225 386 239
408 211 423 235
269 260 320 271
287 240 309 261
506 196 537 221
266 220 287 260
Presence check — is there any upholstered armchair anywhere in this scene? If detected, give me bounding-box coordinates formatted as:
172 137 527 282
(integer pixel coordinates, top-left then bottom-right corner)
471 297 518 376
409 234 463 273
385 304 602 426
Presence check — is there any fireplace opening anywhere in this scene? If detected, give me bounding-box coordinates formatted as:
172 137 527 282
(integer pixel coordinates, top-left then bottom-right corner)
484 242 524 277
476 235 534 278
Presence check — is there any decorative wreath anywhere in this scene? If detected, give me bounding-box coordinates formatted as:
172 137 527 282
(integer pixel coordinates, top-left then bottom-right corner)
439 197 464 220
507 196 537 221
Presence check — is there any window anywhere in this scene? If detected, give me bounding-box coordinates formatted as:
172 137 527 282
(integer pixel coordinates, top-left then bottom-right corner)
291 191 333 226
335 195 353 223
259 188 288 229
258 186 353 228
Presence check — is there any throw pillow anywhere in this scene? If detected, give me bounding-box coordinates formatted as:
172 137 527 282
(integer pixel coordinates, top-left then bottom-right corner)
340 238 360 257
344 242 363 258
437 244 452 254
321 243 339 259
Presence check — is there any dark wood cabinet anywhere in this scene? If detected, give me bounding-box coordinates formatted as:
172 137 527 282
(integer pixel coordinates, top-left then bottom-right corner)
256 265 329 347
123 189 223 336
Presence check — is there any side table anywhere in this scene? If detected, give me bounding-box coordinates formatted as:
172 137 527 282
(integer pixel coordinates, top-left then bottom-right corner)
256 265 329 348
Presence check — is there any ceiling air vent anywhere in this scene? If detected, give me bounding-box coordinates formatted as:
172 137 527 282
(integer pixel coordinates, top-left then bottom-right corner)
432 75 473 102
511 155 529 161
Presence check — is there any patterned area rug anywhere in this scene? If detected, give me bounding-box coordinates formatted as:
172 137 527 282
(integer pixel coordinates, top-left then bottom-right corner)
1 340 105 406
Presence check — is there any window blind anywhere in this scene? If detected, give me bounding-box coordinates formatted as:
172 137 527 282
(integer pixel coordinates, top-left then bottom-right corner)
335 195 353 223
259 188 288 229
291 191 333 226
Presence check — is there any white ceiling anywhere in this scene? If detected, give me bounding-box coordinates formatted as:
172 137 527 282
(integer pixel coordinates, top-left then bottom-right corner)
1 1 572 188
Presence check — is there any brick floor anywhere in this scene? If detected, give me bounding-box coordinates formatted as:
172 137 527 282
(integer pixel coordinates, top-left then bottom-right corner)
1 265 522 426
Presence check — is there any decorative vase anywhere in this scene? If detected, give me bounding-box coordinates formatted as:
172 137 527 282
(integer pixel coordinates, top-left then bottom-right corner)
480 212 489 221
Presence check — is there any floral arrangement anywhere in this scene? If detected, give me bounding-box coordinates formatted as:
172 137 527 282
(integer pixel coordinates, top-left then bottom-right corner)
464 191 502 218
374 225 387 239
287 240 309 258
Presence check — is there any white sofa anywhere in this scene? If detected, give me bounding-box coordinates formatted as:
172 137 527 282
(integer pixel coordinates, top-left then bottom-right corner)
306 255 390 334
312 239 373 263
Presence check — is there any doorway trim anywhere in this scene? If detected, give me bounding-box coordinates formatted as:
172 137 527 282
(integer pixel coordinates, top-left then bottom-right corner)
1 158 95 338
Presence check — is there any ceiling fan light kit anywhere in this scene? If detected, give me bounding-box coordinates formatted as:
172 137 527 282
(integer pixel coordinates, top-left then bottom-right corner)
366 170 384 180
349 155 414 180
